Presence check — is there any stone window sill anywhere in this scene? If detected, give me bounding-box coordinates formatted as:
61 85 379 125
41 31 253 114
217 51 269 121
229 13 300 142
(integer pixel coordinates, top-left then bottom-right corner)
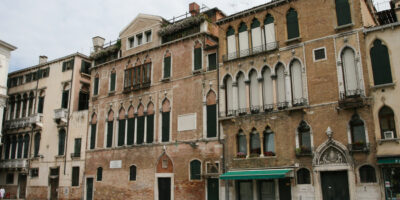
285 37 301 44
335 23 354 31
378 138 400 145
370 82 395 91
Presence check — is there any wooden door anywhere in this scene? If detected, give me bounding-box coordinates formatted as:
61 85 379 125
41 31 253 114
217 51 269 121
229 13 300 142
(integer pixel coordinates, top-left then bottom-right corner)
86 178 94 200
49 177 59 200
158 177 171 200
278 178 292 200
18 174 27 198
321 171 350 200
259 180 275 200
207 178 219 200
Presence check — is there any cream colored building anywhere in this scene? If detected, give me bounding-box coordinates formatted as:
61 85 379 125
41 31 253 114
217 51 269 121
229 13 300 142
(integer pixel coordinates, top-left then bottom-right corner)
0 53 91 200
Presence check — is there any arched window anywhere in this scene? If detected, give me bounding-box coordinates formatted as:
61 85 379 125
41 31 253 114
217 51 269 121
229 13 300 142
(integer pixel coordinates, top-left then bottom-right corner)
206 91 217 138
106 110 114 148
264 14 276 50
297 168 311 184
15 95 21 119
161 99 171 142
238 22 249 57
250 128 261 156
251 18 262 53
224 75 234 116
97 167 103 181
190 160 201 180
23 134 29 158
370 39 392 85
249 70 260 113
90 113 97 150
17 135 23 159
359 165 376 183
226 26 236 60
263 127 275 156
129 165 137 181
290 60 304 106
118 108 126 147
146 103 155 143
341 47 360 97
22 94 28 118
379 106 397 139
335 0 352 26
28 92 34 115
127 106 135 145
262 67 274 111
276 64 287 108
163 51 172 78
237 130 247 157
286 8 299 39
11 136 17 159
350 114 366 149
298 121 311 153
237 72 247 113
58 129 66 156
137 104 145 144
34 133 40 157
110 69 116 92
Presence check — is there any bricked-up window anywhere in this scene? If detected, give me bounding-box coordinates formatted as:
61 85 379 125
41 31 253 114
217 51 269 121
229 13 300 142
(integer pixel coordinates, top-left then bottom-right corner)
137 104 145 144
164 56 171 78
80 60 91 74
297 168 311 184
118 109 126 147
34 133 40 157
90 114 97 150
127 106 135 145
379 106 397 139
106 111 114 148
6 173 14 184
146 103 154 143
93 75 99 95
23 134 29 158
370 39 393 85
359 165 376 183
124 63 152 90
298 121 311 152
335 0 352 26
62 59 74 72
110 70 116 92
129 165 136 181
97 167 102 181
190 160 201 180
263 127 275 156
72 166 80 186
74 138 81 157
61 90 69 109
194 47 202 71
237 130 247 157
350 114 366 145
58 129 66 156
161 99 171 142
30 168 39 177
208 53 217 71
250 128 261 156
286 8 299 40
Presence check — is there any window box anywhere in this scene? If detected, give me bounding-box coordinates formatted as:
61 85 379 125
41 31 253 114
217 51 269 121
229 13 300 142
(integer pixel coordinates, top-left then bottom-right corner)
236 152 246 158
264 151 276 157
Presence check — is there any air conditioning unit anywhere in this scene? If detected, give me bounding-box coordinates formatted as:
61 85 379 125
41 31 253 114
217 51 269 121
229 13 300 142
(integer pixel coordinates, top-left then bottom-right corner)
384 131 394 139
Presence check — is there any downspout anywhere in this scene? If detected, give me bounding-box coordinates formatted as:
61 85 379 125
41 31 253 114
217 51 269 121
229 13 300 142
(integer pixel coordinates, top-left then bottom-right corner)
63 58 75 175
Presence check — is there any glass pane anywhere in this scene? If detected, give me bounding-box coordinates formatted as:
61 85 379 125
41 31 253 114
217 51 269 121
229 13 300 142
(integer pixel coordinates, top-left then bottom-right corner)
238 135 247 154
352 125 365 143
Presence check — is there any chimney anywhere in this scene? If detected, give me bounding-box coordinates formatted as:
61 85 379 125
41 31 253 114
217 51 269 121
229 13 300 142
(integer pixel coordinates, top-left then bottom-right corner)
189 2 200 16
39 55 48 64
92 36 105 52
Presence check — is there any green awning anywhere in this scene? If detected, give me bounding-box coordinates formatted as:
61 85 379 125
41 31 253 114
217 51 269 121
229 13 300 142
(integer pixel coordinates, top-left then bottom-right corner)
378 157 400 164
220 169 292 180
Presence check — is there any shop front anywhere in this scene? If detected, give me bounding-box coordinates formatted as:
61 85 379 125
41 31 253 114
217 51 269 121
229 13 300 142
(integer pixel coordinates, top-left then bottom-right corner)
378 157 400 200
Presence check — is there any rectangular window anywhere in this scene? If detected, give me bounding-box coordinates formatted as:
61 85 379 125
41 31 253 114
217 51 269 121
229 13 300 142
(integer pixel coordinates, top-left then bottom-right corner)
127 118 135 145
81 60 91 74
110 72 116 92
90 124 96 150
38 96 44 113
118 119 125 146
162 112 170 142
207 105 217 138
129 37 135 48
107 121 113 148
164 57 171 78
25 74 32 82
194 48 202 70
137 116 145 144
6 173 14 184
146 115 154 143
61 90 69 109
313 47 326 61
336 0 352 26
78 91 89 110
94 77 99 95
145 30 152 43
30 168 39 177
74 138 81 157
72 167 80 186
208 53 217 71
137 34 143 46
62 59 74 72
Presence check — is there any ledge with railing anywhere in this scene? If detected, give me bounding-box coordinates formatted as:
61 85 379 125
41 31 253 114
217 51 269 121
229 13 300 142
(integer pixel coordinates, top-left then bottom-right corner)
295 146 313 157
222 42 278 62
348 142 370 153
4 113 43 129
338 89 368 109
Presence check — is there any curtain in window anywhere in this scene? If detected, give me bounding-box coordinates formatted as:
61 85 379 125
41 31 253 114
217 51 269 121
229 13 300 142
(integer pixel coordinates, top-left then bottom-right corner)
238 22 249 57
342 48 359 96
290 60 303 105
276 64 286 107
286 8 299 39
249 70 260 111
237 73 246 112
264 14 276 50
251 18 262 53
262 67 274 109
370 39 393 85
227 27 236 60
335 0 352 26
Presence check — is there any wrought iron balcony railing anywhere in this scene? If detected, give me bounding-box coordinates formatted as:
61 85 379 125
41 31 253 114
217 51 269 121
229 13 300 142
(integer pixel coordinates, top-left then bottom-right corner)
222 42 278 62
348 142 370 153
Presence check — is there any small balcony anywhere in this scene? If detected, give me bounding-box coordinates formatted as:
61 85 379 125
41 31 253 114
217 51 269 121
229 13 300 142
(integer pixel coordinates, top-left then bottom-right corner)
0 159 28 169
70 152 81 158
338 90 368 109
4 114 43 129
348 142 370 153
222 42 279 62
54 108 68 124
295 147 313 157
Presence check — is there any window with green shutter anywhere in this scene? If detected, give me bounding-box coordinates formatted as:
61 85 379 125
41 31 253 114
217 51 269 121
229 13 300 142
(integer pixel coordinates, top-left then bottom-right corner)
164 57 171 78
194 48 202 70
137 116 145 144
34 133 40 157
97 167 102 181
94 77 99 95
74 138 81 157
207 105 217 138
146 115 154 143
162 112 170 142
107 121 113 148
38 97 44 113
110 72 116 92
370 39 393 85
127 118 135 145
61 90 69 109
58 129 66 156
81 60 91 74
190 160 201 180
208 53 217 71
72 167 79 186
335 0 352 26
286 8 299 39
118 119 125 146
90 124 96 149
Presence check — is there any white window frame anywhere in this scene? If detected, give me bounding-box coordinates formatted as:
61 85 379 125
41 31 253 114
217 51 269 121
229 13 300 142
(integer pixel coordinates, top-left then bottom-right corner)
189 159 202 181
313 47 327 62
154 173 174 200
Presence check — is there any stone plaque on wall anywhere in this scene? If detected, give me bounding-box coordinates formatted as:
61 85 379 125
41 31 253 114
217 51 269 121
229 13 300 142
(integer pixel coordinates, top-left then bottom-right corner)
110 160 122 169
177 113 196 131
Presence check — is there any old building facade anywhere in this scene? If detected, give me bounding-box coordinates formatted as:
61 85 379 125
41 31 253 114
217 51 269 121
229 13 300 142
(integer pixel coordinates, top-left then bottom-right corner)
84 4 225 200
0 53 91 199
217 0 382 199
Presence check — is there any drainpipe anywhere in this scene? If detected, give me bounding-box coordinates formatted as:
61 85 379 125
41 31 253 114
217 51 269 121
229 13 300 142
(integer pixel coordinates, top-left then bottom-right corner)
63 57 75 175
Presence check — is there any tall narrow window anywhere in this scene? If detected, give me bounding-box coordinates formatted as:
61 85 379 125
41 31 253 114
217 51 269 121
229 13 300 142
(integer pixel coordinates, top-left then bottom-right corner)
297 168 311 184
262 67 274 110
11 136 16 159
264 14 276 50
93 75 99 95
97 167 103 181
127 106 135 145
194 45 202 71
58 129 66 156
370 39 392 85
17 135 23 159
16 95 21 119
130 165 137 181
359 165 376 183
237 130 247 157
23 134 29 158
106 111 114 148
9 96 15 120
226 26 236 60
72 166 80 186
28 92 34 115
78 85 90 110
136 104 145 144
341 47 359 97
22 94 27 118
190 160 201 180
206 91 217 138
164 54 171 79
350 114 366 148
38 96 44 114
290 60 304 106
74 138 81 157
286 8 299 40
118 109 126 147
208 53 217 71
61 90 69 109
110 70 116 92
263 127 275 156
224 75 233 116
90 120 97 150
238 22 249 57
237 72 246 113
34 133 40 157
161 99 171 142
276 64 286 108
249 70 260 112
4 136 10 160
298 121 311 153
146 103 154 143
379 106 397 139
251 18 262 53
335 0 352 26
250 128 260 156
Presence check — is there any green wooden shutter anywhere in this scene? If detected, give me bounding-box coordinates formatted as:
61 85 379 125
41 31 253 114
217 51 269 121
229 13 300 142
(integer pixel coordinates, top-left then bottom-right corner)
107 121 113 148
208 53 217 70
38 97 44 113
94 77 99 95
90 124 96 149
336 0 352 26
127 118 135 145
207 105 217 138
72 167 79 186
137 116 145 144
370 40 393 85
62 90 69 109
194 48 202 70
162 112 170 142
146 115 154 143
80 60 84 73
118 119 125 146
164 57 171 78
110 73 116 91
58 130 65 155
287 9 299 39
97 167 102 181
74 138 81 156
190 160 201 180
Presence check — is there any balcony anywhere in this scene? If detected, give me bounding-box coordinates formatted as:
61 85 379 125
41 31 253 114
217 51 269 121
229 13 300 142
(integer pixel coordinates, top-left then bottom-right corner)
0 159 28 169
124 81 151 93
295 147 313 157
70 152 81 158
348 142 370 153
338 90 368 109
222 42 278 62
54 108 68 124
4 114 43 129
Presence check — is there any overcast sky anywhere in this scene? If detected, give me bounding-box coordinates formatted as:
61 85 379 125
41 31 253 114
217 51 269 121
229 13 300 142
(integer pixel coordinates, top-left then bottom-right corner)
0 0 389 72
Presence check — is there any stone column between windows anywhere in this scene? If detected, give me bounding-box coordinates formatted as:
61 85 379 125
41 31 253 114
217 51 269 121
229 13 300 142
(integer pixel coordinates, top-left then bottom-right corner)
246 133 250 158
260 133 264 157
219 86 226 115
